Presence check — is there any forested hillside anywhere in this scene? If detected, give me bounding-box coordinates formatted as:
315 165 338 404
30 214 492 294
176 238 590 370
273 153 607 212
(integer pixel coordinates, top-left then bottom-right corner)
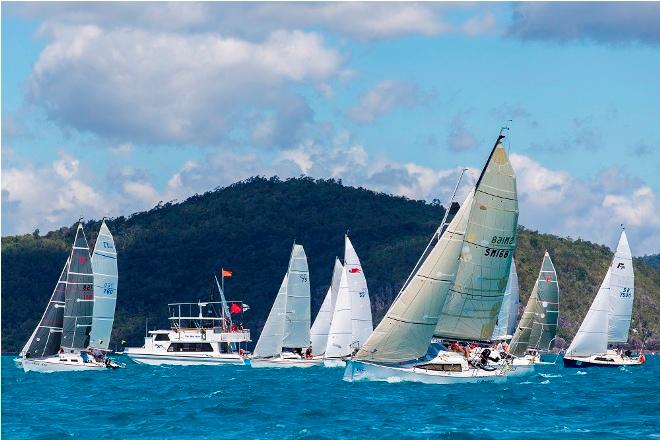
2 177 659 353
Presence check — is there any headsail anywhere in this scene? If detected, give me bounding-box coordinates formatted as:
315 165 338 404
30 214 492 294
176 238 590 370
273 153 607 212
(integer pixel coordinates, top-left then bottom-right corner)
345 235 373 350
527 252 560 352
61 223 95 350
310 258 343 356
253 274 288 358
509 277 539 357
607 230 634 343
434 139 519 341
491 258 519 340
21 258 69 358
282 244 311 349
325 268 352 358
355 190 474 363
566 269 611 357
89 221 118 350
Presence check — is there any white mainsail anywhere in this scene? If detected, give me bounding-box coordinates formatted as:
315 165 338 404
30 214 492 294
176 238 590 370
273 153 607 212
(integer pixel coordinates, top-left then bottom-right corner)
491 258 519 340
282 244 311 349
253 274 288 358
89 220 118 349
607 230 634 343
566 269 611 357
355 189 474 363
434 142 519 341
310 258 343 356
345 235 373 350
325 268 352 358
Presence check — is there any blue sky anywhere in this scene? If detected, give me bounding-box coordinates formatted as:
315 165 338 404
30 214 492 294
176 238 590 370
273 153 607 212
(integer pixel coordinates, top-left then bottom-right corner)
2 2 659 255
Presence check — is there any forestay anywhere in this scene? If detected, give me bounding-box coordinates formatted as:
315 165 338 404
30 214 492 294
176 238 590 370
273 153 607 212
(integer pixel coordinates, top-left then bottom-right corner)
282 244 311 349
491 258 519 340
345 236 373 350
61 223 95 350
21 258 69 359
434 141 519 341
566 269 611 357
528 252 559 352
355 190 474 364
89 221 118 349
310 258 343 356
607 230 634 343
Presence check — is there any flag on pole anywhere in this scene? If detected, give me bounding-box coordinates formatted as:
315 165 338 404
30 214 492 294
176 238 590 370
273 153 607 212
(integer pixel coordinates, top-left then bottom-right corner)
230 303 242 314
222 269 233 277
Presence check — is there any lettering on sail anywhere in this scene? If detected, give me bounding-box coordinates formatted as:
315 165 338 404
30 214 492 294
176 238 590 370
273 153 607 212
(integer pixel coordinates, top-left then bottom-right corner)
491 236 515 245
484 248 510 258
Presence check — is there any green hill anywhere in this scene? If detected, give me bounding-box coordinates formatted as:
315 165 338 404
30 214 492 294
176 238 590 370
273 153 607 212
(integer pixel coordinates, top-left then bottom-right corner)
2 176 659 353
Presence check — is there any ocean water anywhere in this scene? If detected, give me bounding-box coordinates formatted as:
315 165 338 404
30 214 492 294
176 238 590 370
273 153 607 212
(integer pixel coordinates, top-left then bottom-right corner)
2 355 659 439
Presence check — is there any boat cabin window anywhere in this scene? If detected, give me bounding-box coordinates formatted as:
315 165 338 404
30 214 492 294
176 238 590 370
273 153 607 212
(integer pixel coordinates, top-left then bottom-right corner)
220 343 232 354
167 343 213 352
154 333 170 341
416 363 463 372
595 357 614 362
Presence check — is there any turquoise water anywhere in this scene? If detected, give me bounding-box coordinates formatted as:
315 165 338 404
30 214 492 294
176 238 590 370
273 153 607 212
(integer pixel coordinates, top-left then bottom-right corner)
2 355 659 439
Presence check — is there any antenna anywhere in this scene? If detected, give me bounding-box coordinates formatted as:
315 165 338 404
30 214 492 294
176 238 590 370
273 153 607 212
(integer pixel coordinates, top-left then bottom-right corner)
78 216 84 223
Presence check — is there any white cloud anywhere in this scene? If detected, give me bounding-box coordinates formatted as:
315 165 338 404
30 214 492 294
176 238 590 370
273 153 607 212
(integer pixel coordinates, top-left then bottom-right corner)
347 80 420 124
28 26 343 146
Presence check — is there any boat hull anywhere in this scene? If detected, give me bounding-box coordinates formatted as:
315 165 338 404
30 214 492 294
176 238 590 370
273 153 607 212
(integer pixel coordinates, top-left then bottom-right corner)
20 356 116 372
323 358 347 368
125 352 246 366
343 360 508 384
563 354 643 368
250 357 322 368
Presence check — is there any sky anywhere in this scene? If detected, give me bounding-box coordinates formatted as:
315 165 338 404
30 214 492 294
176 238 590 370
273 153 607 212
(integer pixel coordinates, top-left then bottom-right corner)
2 2 659 255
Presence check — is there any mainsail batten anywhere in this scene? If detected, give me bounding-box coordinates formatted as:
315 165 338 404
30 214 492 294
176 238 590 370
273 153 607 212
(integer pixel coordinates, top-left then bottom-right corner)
61 224 95 350
89 221 118 350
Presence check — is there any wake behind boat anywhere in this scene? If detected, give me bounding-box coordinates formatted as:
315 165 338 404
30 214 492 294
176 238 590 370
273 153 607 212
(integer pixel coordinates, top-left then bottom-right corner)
346 130 520 384
20 220 123 372
563 229 644 368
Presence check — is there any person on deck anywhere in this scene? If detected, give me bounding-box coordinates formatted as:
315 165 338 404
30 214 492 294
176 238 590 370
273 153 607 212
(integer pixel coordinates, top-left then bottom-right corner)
305 345 313 359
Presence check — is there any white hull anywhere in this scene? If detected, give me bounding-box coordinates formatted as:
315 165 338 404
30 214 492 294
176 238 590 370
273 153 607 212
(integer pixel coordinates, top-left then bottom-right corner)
250 356 322 368
20 355 117 372
344 360 508 384
323 358 347 368
126 352 246 366
563 352 643 368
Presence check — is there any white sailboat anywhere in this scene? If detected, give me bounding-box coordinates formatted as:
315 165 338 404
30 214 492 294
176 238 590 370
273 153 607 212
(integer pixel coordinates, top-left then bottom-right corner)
251 243 320 367
21 221 122 372
309 258 343 356
324 235 373 367
345 131 520 384
564 229 643 368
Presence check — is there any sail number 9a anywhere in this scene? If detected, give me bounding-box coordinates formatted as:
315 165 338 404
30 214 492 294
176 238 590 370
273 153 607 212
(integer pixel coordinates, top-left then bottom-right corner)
620 287 631 298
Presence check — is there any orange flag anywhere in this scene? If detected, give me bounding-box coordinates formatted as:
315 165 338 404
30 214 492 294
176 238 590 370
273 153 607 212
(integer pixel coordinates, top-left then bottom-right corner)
222 269 233 278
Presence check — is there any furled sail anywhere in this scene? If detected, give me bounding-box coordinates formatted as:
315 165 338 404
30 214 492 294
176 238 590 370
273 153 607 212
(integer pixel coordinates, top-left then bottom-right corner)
607 230 634 343
434 141 519 341
491 258 519 340
253 274 288 358
89 221 118 349
527 252 559 352
325 269 352 358
21 258 69 359
566 269 611 357
355 189 474 363
310 258 343 356
282 244 311 349
345 236 373 350
61 223 95 350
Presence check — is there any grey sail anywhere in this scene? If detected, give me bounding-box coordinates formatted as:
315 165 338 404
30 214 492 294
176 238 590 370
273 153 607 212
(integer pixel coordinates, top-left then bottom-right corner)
491 258 519 340
433 140 519 341
527 252 560 352
282 244 311 349
21 258 69 359
61 223 95 350
89 221 118 349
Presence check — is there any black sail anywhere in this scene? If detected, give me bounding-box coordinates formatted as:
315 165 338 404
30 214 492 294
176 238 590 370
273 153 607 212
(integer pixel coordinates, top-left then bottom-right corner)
21 258 69 358
61 224 95 350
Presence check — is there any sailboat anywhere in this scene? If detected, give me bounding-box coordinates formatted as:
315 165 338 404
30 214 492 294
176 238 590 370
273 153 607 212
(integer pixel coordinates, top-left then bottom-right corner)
251 243 320 367
323 235 373 367
309 257 343 356
345 131 519 384
563 229 643 368
506 252 559 372
491 259 520 341
20 220 122 372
